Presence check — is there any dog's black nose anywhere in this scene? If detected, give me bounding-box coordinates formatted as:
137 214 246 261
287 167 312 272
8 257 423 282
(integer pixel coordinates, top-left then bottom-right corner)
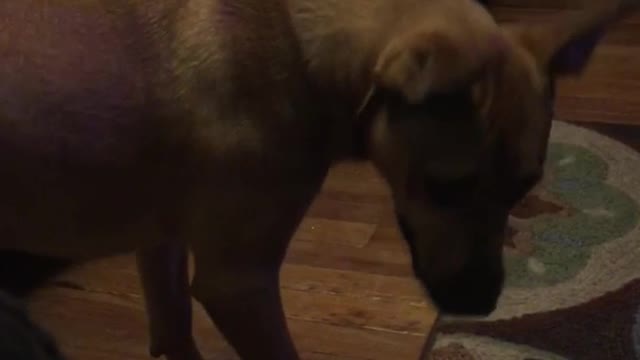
423 259 504 316
430 285 499 316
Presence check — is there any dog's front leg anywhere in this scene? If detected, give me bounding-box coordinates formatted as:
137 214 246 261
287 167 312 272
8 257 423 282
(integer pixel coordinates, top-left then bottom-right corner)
137 242 203 360
189 194 314 360
192 268 297 360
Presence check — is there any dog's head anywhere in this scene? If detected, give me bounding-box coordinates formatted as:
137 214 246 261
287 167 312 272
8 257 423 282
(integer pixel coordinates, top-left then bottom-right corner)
362 0 629 315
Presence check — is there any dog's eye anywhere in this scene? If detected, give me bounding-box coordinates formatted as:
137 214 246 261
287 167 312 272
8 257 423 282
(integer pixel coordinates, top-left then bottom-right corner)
424 174 478 208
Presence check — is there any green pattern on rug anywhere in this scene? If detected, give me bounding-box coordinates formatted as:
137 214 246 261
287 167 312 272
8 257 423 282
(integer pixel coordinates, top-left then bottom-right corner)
506 143 639 288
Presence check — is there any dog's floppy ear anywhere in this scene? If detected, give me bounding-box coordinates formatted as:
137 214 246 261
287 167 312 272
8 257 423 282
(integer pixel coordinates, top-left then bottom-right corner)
517 0 638 76
372 26 505 104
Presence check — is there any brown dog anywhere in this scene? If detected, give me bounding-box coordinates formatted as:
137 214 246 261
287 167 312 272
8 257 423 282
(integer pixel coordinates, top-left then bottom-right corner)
0 0 635 359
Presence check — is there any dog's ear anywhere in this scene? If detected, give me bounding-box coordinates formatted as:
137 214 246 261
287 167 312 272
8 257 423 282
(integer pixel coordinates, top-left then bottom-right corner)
372 27 505 104
517 0 638 76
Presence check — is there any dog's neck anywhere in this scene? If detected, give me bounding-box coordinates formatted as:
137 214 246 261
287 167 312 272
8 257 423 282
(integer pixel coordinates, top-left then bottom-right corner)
287 0 482 161
287 0 401 160
288 0 393 97
145 0 482 161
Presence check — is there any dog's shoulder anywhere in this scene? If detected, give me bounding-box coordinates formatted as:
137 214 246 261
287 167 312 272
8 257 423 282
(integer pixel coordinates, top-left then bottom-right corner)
167 0 327 159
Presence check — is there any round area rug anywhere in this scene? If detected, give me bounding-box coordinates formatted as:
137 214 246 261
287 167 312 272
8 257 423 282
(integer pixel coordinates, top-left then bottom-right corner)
427 121 640 360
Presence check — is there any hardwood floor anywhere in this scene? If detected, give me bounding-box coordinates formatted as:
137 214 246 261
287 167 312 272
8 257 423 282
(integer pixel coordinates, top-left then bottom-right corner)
26 3 640 360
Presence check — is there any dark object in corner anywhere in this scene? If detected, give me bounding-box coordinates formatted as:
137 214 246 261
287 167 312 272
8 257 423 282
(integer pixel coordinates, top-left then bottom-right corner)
0 291 67 359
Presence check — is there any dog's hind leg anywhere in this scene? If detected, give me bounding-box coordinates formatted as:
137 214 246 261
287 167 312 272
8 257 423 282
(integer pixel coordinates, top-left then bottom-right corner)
137 242 203 360
0 250 74 298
